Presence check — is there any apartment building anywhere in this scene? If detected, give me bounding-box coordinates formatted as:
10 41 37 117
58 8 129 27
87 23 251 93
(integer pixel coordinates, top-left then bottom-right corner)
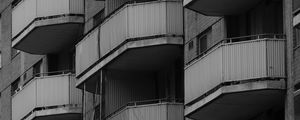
0 0 299 120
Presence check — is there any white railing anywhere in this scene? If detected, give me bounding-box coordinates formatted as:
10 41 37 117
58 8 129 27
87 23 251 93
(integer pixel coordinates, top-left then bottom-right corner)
185 37 286 104
76 1 183 76
12 74 82 120
12 0 84 38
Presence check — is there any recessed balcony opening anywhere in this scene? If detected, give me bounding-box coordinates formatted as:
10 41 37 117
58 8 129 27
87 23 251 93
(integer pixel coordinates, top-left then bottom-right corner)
185 0 282 16
79 45 184 120
11 0 84 54
102 58 184 119
226 0 283 38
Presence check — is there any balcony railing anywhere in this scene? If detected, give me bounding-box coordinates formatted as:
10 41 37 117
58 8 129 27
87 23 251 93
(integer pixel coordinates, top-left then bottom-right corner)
12 73 82 120
12 0 84 38
76 0 183 76
104 98 184 120
185 34 286 104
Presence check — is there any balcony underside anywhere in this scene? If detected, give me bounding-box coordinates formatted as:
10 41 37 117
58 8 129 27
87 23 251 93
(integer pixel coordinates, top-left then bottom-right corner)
184 0 263 16
12 16 84 54
25 106 81 120
185 80 285 120
76 37 183 93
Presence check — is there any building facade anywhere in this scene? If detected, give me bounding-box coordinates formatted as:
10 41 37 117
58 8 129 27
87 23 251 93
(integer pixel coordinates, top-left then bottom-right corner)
0 0 298 120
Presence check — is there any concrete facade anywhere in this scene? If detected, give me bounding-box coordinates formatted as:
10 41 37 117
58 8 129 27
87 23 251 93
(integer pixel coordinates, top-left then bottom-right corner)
0 0 298 120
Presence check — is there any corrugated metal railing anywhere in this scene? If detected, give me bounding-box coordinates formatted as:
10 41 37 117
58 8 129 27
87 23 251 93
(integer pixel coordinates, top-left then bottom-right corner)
12 0 84 39
185 34 285 65
104 98 183 120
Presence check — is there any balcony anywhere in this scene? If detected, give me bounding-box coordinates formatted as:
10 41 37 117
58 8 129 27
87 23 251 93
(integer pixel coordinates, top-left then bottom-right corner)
12 74 82 120
184 35 286 120
12 0 84 54
75 0 183 91
183 0 264 16
104 99 183 120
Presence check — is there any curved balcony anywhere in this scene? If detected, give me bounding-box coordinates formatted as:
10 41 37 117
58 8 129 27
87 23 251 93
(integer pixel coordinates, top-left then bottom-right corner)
184 0 263 16
12 0 84 54
75 0 183 91
184 34 286 120
104 99 183 120
12 73 82 120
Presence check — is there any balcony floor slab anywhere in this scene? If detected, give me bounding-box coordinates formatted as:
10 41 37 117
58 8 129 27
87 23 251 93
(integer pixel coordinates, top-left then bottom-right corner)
185 80 285 120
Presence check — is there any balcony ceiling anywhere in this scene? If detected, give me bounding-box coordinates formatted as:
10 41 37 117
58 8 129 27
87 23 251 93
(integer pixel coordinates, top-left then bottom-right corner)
187 90 284 120
78 45 182 93
185 0 263 16
106 45 182 71
13 23 83 54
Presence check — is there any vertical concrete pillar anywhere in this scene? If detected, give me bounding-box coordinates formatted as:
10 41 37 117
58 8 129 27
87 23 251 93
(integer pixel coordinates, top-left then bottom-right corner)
284 0 295 119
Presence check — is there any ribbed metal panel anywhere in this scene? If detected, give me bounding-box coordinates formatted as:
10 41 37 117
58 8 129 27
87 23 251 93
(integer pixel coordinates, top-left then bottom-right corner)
266 40 285 77
99 1 182 57
184 39 285 104
166 1 183 35
12 74 81 120
107 104 183 120
12 80 37 120
127 2 167 38
70 0 84 14
12 0 84 38
167 103 184 120
185 46 223 103
12 0 36 37
36 0 69 17
76 28 100 76
36 75 69 107
222 40 267 81
70 75 83 105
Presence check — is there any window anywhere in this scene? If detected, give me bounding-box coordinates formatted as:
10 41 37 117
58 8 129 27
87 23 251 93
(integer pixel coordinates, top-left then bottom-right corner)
33 60 42 77
196 28 211 56
11 78 20 96
188 41 194 50
197 35 207 55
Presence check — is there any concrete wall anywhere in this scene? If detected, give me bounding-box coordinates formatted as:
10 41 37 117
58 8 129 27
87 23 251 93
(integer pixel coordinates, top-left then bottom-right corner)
84 0 105 33
0 0 45 120
184 8 225 64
